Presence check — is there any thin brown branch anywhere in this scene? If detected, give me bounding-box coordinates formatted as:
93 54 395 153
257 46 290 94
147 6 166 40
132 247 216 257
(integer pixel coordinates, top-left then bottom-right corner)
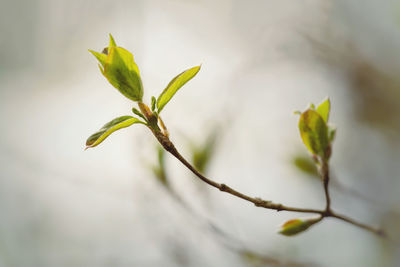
329 211 386 237
320 161 331 212
143 106 386 237
154 131 324 214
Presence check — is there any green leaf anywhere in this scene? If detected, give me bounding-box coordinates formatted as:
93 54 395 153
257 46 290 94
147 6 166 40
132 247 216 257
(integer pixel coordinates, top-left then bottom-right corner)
316 98 330 123
298 109 329 159
85 116 145 149
89 35 144 102
279 217 321 236
102 47 144 102
157 65 201 113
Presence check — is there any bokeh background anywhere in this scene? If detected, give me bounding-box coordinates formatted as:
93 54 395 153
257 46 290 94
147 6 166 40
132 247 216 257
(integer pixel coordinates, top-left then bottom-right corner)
1 0 400 266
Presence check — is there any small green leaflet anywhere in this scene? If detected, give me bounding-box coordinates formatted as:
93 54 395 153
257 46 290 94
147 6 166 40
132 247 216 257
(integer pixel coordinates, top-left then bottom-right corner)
88 50 107 69
316 98 330 123
157 65 201 113
151 96 156 112
109 33 117 48
86 116 145 149
131 107 147 121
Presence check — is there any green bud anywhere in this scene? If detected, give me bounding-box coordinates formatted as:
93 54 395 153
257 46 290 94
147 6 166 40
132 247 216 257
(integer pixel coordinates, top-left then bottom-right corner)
279 217 321 236
89 34 144 102
151 96 156 112
298 109 329 160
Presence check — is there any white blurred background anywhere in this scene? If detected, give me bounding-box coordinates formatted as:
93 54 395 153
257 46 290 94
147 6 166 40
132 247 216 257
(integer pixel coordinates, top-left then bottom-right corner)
1 0 400 266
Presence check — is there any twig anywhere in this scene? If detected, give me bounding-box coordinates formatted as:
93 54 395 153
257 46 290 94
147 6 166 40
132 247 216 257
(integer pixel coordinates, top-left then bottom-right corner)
155 130 384 236
160 134 323 214
320 161 331 212
329 211 386 237
139 103 385 237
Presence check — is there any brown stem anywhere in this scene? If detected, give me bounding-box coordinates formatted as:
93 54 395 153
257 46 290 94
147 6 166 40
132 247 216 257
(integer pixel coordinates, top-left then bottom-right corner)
321 161 331 212
155 133 323 214
147 113 385 237
329 211 386 237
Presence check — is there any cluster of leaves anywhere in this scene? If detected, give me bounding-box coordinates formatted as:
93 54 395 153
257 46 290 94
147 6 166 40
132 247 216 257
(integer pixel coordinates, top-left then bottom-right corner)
279 99 335 236
86 34 200 149
296 98 335 162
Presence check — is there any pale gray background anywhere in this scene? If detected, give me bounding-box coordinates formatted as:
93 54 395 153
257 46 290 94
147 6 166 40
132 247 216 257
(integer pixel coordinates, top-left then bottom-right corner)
1 0 400 266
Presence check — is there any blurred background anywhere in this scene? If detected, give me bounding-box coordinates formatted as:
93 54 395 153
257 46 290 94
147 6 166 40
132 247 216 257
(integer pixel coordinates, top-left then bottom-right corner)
1 0 400 266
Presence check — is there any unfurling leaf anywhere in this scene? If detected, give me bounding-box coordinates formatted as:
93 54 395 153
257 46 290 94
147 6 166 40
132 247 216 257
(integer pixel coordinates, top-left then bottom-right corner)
151 96 156 112
279 217 321 236
328 126 337 142
157 65 201 113
85 116 145 149
298 109 329 159
132 107 147 121
102 47 143 101
316 98 330 123
89 35 144 102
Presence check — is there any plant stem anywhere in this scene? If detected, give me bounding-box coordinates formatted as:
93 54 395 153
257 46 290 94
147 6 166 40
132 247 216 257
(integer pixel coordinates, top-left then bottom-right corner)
147 110 385 237
159 135 323 214
329 211 386 237
321 161 331 212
